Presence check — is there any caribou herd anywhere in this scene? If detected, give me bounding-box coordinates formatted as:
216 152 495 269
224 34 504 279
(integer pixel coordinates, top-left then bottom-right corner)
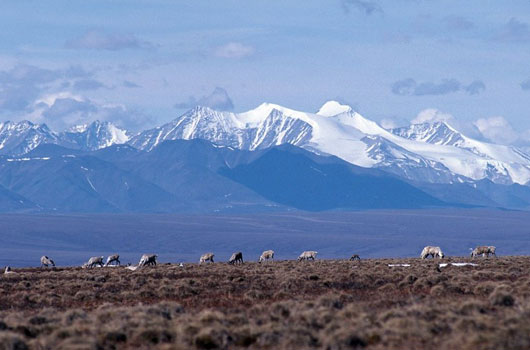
3 245 499 274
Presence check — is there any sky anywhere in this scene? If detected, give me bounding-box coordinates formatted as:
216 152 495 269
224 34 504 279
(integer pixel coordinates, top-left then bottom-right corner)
1 0 530 146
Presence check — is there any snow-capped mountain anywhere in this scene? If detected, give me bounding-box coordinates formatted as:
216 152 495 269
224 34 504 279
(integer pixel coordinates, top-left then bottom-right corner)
391 122 466 147
390 121 530 184
129 101 530 185
0 121 59 156
3 102 530 186
0 120 129 155
128 106 313 152
60 120 130 151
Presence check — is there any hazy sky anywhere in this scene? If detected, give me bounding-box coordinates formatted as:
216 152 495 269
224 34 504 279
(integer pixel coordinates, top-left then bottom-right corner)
1 0 530 145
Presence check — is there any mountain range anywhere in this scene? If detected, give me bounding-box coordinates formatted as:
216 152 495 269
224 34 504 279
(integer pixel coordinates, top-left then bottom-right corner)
1 101 530 212
0 120 129 155
129 101 530 186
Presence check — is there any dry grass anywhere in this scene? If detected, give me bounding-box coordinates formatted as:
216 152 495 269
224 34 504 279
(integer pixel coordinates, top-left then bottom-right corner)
1 256 530 349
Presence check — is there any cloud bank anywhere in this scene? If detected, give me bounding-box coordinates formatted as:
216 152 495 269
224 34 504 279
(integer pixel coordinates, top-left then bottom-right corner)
65 30 155 51
73 79 106 91
214 42 255 58
341 0 382 15
33 94 153 131
174 87 234 111
473 116 520 145
411 108 454 124
0 63 151 131
0 64 90 112
392 78 486 96
496 18 530 43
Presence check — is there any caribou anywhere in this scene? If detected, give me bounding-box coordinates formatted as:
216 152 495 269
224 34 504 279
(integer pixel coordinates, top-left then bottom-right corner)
40 256 55 268
258 250 274 263
350 254 361 261
138 254 158 267
420 246 444 259
228 252 243 265
104 254 121 266
471 246 497 258
199 253 215 264
83 256 104 268
298 251 318 261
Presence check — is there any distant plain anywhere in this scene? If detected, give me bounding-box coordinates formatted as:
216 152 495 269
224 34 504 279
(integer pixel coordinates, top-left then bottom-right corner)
1 209 529 267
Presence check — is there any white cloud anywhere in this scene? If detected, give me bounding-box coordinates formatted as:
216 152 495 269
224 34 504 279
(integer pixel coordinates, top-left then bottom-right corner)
473 116 519 145
20 92 153 131
379 116 409 130
392 78 485 96
0 63 93 113
35 92 83 107
174 87 234 111
520 130 530 143
411 108 454 124
214 42 255 58
380 118 397 129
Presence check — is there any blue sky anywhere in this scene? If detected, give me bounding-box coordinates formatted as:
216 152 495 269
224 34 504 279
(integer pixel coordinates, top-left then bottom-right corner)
1 0 530 145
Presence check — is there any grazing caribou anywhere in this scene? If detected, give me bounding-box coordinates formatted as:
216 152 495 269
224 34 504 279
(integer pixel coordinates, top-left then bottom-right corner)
228 252 243 265
105 254 121 266
83 256 104 269
40 256 55 268
199 253 214 264
258 250 274 263
350 254 361 261
298 251 318 261
420 246 444 259
138 254 158 267
471 246 497 258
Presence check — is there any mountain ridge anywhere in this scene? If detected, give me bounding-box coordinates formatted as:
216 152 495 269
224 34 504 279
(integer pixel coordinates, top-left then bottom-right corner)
0 138 530 212
0 120 129 155
2 101 530 187
129 101 530 185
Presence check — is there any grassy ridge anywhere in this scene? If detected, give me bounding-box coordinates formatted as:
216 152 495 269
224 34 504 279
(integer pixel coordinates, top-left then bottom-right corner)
1 257 529 349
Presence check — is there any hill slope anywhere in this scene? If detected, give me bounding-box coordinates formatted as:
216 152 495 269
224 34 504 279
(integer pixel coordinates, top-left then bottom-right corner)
220 146 444 210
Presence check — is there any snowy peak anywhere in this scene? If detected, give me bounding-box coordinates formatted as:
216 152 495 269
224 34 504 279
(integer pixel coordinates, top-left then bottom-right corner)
391 121 466 147
0 120 129 155
246 109 313 150
317 101 353 117
333 110 389 136
128 105 313 151
61 120 130 151
0 120 59 156
3 101 530 187
129 103 530 185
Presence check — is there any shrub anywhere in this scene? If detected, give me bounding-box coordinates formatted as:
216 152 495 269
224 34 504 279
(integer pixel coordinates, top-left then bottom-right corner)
430 284 446 297
0 332 28 350
489 285 516 307
474 281 497 296
1 257 530 350
194 328 229 349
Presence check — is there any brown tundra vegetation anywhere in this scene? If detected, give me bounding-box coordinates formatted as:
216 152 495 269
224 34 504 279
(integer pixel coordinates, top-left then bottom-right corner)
1 256 530 350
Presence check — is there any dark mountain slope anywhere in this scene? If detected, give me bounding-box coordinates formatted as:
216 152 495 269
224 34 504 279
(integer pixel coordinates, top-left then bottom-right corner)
220 146 446 211
0 153 180 212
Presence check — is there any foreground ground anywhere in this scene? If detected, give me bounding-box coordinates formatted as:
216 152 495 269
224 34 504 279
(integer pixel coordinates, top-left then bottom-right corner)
1 257 529 350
